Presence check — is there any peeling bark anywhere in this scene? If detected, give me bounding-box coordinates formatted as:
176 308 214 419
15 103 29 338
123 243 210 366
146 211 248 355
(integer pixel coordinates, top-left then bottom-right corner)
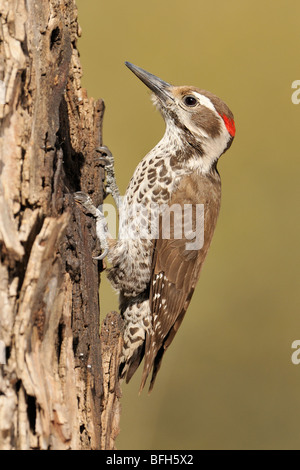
100 312 123 450
0 0 122 450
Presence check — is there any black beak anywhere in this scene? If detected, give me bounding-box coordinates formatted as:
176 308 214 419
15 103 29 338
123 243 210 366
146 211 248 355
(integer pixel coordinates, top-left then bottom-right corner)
125 62 173 103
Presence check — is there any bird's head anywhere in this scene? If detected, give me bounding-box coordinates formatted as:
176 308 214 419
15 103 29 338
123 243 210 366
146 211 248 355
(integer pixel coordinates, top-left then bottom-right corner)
125 62 235 173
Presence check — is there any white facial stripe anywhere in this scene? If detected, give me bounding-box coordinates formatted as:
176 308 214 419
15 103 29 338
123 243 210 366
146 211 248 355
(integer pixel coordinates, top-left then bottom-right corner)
193 92 216 113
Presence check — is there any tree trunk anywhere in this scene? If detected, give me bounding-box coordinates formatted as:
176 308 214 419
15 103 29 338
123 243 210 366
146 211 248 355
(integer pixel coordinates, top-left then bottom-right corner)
0 0 122 450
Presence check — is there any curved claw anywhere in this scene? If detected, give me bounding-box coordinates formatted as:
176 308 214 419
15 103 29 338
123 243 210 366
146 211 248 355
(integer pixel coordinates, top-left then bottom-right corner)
93 247 109 261
74 191 90 205
96 146 114 167
96 145 113 158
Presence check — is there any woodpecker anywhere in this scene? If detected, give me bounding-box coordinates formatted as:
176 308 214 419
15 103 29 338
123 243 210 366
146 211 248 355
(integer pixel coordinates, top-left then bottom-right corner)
75 62 235 393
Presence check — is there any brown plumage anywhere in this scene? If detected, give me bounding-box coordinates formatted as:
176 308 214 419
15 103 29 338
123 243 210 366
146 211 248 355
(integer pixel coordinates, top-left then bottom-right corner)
141 171 221 392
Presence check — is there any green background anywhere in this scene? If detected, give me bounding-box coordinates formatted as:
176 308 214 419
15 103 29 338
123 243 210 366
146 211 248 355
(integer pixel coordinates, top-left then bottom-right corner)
76 0 300 450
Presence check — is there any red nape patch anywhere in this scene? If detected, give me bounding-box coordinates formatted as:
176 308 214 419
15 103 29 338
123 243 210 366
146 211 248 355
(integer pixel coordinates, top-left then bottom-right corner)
219 114 236 137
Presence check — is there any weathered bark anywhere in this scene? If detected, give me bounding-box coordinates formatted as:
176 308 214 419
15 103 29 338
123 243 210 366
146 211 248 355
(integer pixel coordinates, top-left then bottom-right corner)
0 0 122 450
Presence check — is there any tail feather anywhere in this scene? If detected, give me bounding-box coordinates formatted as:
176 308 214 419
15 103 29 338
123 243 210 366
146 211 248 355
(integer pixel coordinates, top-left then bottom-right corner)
139 332 164 394
123 343 144 383
139 332 155 393
119 300 151 387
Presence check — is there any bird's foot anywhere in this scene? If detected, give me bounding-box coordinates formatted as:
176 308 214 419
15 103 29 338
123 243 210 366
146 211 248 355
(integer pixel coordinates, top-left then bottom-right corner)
96 146 121 209
74 191 109 260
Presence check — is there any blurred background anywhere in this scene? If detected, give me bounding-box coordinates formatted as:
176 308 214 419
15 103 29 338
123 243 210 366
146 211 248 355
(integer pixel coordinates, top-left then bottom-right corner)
76 0 300 449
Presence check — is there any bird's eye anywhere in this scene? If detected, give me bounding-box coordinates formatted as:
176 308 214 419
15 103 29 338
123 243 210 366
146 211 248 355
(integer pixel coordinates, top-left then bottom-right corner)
183 95 197 107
